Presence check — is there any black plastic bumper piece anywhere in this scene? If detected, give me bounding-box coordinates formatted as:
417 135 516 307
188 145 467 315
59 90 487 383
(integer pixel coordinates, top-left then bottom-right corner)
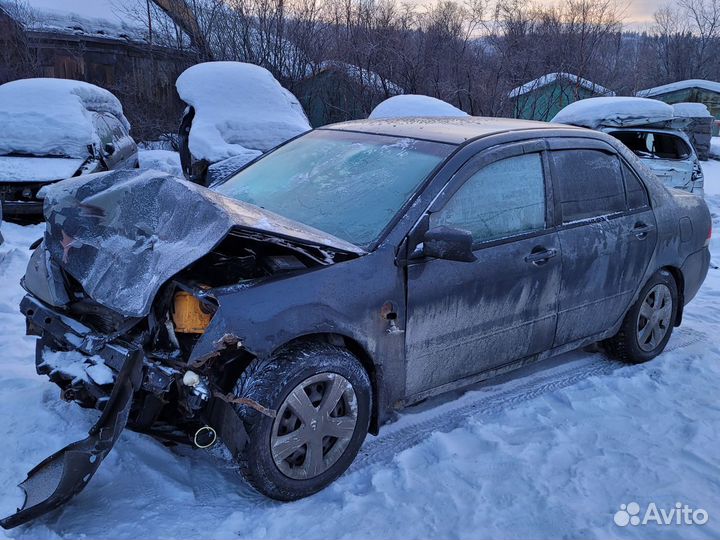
0 348 143 529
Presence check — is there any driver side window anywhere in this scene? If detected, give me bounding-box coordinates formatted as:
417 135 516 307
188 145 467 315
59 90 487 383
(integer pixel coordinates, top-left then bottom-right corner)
431 153 546 244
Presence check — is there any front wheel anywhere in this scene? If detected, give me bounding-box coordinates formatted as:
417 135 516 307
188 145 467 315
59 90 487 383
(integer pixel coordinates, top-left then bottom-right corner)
605 270 678 364
233 343 371 500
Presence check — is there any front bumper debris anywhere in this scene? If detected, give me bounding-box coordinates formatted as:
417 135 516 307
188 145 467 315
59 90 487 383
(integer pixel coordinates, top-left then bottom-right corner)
0 348 143 529
2 294 251 528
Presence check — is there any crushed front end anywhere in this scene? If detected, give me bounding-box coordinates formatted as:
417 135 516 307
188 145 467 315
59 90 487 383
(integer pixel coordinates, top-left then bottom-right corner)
2 169 361 528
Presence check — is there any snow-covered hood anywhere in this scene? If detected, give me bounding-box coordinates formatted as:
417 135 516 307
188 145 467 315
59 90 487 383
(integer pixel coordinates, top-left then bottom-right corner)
37 169 363 317
0 156 85 183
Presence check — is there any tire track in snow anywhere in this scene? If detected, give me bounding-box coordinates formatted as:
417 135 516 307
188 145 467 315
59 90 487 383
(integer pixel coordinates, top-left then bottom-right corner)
350 327 706 473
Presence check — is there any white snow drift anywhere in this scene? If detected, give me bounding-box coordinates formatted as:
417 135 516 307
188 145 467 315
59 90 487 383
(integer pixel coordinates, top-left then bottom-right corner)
370 95 467 119
176 62 311 164
0 78 130 159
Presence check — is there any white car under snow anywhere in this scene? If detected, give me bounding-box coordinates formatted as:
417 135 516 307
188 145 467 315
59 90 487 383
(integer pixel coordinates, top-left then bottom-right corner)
176 62 311 185
0 78 138 219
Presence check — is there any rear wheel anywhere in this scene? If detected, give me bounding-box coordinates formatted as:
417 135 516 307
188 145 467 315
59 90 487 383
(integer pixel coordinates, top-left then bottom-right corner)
605 270 678 363
233 343 371 500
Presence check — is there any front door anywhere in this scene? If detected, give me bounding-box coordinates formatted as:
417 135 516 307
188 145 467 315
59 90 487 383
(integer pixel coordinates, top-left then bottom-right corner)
404 145 562 397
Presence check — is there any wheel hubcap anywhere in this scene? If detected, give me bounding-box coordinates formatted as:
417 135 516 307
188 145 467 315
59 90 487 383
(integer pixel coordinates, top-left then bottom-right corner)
636 284 673 352
270 373 358 480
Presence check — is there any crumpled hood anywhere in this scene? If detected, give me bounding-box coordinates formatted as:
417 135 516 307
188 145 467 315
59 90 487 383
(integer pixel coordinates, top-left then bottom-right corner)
39 169 363 317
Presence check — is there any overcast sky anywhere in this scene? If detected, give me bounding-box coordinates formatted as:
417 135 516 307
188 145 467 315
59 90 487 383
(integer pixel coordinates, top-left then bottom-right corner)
26 0 662 25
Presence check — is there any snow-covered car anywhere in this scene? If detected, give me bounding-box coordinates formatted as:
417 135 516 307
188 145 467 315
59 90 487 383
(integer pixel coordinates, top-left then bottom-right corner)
176 62 310 185
2 117 711 528
552 97 705 196
0 78 138 220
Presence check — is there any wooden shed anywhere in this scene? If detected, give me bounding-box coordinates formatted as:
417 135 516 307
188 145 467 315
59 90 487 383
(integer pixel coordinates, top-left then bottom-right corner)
509 72 615 121
0 2 194 141
637 79 720 136
296 61 403 126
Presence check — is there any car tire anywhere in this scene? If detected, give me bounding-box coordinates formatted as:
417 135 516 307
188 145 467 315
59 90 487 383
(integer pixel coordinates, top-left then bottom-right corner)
233 342 371 501
605 270 678 364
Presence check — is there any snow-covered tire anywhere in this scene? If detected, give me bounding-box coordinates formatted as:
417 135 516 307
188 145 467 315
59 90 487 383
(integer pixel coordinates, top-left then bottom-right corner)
605 270 678 364
233 343 371 501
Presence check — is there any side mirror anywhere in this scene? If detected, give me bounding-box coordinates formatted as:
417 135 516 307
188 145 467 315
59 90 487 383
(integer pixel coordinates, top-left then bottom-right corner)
103 142 116 156
423 226 476 263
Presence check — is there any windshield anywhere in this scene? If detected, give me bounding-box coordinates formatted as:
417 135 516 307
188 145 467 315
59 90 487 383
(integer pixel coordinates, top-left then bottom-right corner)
215 130 454 248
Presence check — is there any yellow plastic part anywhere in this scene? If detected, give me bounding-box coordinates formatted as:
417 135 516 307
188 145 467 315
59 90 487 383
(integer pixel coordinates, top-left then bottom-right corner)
172 291 213 334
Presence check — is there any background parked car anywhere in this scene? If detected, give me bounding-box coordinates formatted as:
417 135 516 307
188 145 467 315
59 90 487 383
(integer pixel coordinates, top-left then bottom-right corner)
552 96 705 196
0 78 138 221
605 127 704 196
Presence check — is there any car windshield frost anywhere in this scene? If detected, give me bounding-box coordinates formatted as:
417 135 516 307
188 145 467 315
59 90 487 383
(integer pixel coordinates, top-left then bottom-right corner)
215 130 454 248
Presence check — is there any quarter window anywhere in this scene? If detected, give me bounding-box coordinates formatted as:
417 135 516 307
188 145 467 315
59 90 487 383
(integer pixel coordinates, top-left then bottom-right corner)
552 150 626 223
431 153 546 243
622 163 649 209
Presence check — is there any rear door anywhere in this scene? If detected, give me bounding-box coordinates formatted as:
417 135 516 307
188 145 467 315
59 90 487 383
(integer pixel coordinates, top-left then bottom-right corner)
404 141 562 397
549 140 657 347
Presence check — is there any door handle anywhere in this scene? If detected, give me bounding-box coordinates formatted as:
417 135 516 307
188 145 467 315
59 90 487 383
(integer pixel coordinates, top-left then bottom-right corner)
524 247 557 266
633 222 655 239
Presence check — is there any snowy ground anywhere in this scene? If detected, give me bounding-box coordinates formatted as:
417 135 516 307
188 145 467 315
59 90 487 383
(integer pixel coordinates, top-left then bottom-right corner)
0 165 719 539
138 149 182 177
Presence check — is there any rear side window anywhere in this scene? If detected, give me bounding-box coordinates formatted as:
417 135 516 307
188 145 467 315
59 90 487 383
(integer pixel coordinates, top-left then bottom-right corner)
610 131 691 160
552 150 626 223
103 115 129 140
431 153 546 243
92 114 114 148
622 163 649 209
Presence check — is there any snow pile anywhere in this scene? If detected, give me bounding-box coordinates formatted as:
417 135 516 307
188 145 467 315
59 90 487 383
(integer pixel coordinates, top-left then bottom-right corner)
509 72 615 99
138 150 182 177
711 137 720 160
673 102 712 118
551 97 675 129
369 95 468 119
0 78 130 159
637 79 720 98
40 348 115 386
176 62 310 164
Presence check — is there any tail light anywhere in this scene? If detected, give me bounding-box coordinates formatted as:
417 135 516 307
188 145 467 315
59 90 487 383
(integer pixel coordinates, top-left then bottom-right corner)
705 223 712 247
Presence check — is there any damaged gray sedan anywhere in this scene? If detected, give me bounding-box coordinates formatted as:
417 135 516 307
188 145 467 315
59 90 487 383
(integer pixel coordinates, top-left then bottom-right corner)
3 118 711 528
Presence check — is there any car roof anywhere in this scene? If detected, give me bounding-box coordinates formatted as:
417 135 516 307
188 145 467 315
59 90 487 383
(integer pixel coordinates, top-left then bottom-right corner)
320 116 584 144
